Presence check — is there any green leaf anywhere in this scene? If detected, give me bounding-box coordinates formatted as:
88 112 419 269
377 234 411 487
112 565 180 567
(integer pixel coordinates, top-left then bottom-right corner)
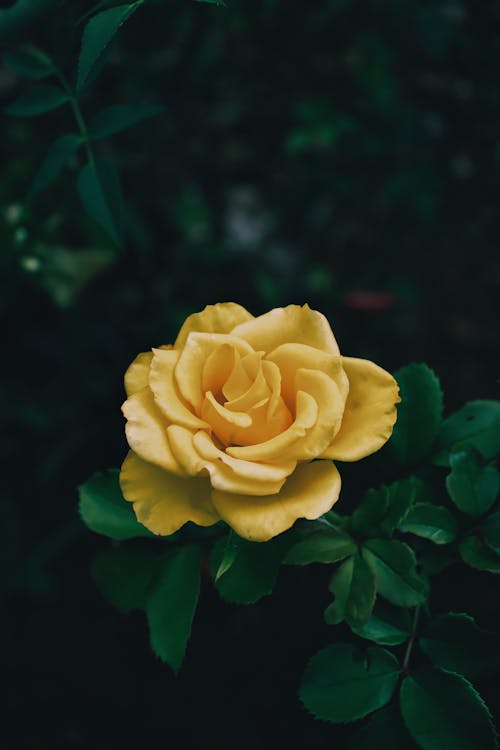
351 479 416 539
77 159 124 247
362 539 428 607
88 103 166 140
5 84 68 116
399 503 458 544
434 400 500 466
77 2 142 92
284 526 356 565
380 479 417 536
420 613 500 680
346 704 418 750
400 666 497 750
386 363 443 467
480 512 500 554
210 533 288 604
351 487 389 536
350 599 412 645
78 469 155 540
91 546 158 614
299 643 400 723
4 47 54 79
146 545 201 671
325 554 376 627
28 133 82 200
459 535 500 573
446 450 500 517
214 530 238 581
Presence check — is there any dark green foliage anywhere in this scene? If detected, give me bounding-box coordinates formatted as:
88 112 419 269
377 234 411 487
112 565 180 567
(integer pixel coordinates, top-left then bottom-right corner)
146 545 202 671
386 364 443 468
91 545 159 614
28 133 82 199
435 402 500 466
362 538 428 607
459 535 500 574
300 643 400 723
284 522 356 564
346 705 417 750
349 599 412 645
399 503 458 544
88 103 166 140
419 613 500 681
4 47 54 79
400 667 498 750
77 159 124 246
351 479 416 538
446 450 500 517
5 83 68 116
78 469 155 540
210 532 289 604
324 553 376 627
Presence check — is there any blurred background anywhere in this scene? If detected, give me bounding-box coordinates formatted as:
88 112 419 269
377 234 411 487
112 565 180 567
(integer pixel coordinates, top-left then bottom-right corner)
1 0 499 747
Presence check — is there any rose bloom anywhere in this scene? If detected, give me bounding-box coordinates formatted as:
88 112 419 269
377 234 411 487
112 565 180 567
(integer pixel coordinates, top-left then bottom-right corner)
120 304 400 541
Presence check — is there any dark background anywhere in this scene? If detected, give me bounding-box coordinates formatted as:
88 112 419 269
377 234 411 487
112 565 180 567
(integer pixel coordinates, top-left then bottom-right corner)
1 0 499 747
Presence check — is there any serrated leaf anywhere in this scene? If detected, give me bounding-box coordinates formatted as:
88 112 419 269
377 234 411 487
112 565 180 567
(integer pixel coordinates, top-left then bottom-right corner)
78 469 155 540
434 400 500 466
400 666 497 750
325 554 375 627
91 546 158 614
5 84 69 117
399 503 458 544
459 535 500 573
146 545 201 671
419 613 500 680
446 450 500 517
89 103 166 140
346 704 418 750
210 533 288 604
350 599 412 645
362 538 428 607
284 526 356 565
386 363 443 467
77 2 142 92
28 133 81 200
77 159 124 246
4 47 54 79
299 643 400 723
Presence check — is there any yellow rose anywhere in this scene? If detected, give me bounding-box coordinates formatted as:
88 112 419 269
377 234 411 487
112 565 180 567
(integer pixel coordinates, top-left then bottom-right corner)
120 303 400 542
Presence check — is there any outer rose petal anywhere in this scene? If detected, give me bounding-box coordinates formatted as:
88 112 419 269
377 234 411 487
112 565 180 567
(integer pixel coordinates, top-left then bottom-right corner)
174 302 254 349
120 450 219 535
320 356 400 461
150 348 208 430
211 460 341 542
122 387 186 476
231 304 340 355
124 351 153 397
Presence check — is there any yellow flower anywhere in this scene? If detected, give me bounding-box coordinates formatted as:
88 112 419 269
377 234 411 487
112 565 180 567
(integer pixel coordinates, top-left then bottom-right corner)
120 303 400 542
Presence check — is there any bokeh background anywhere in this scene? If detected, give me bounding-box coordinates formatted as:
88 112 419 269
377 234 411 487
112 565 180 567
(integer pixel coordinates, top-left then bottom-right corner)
1 0 499 747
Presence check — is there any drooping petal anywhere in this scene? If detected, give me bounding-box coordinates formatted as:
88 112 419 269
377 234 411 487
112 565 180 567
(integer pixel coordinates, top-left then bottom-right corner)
320 356 400 461
231 304 340 355
120 450 219 535
175 333 254 412
211 460 341 542
174 303 254 349
124 351 153 397
122 387 186 476
149 348 208 430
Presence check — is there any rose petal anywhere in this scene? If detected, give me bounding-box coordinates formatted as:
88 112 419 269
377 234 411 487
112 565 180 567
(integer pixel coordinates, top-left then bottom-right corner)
120 450 219 535
211 460 341 542
320 356 400 461
231 304 340 355
201 391 252 445
150 348 208 430
265 342 349 408
202 344 237 397
122 387 186 476
174 302 254 350
167 425 285 495
124 351 153 397
175 333 254 412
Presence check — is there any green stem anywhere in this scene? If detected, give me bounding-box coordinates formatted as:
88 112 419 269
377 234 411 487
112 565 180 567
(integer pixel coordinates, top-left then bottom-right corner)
54 68 95 165
402 605 421 674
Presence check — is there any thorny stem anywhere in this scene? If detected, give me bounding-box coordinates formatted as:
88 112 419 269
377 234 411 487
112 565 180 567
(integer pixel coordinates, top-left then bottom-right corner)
402 605 421 674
